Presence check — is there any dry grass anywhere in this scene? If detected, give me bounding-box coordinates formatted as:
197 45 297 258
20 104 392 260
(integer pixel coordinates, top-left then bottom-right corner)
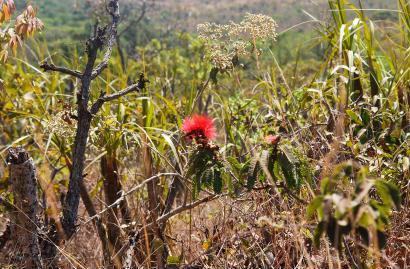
3 181 402 268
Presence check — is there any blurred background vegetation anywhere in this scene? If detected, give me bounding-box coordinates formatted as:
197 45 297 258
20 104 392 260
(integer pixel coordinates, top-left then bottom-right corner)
20 0 398 62
1 0 409 268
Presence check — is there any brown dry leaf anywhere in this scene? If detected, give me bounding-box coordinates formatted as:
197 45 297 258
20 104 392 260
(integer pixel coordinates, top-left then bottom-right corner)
15 5 44 38
0 0 15 23
0 49 8 62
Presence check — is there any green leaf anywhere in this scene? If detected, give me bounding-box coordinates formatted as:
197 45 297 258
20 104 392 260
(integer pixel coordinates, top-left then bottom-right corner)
187 150 211 178
201 167 214 188
273 161 281 180
313 221 325 248
192 175 201 200
162 133 183 172
320 177 330 194
307 196 324 220
360 108 371 125
346 109 362 125
278 149 300 189
213 167 223 193
375 180 401 210
167 255 181 265
357 210 376 228
227 156 241 169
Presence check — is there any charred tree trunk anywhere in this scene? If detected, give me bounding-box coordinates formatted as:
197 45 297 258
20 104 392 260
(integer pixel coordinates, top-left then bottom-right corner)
64 153 114 268
40 0 123 239
61 110 92 237
38 1 146 267
6 147 43 269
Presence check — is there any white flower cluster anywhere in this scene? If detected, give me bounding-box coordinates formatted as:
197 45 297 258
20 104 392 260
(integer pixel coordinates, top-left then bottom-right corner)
197 13 277 70
44 111 75 138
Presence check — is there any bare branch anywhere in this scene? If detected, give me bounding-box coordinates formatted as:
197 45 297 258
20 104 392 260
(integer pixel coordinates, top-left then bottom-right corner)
156 194 224 224
40 61 82 78
90 73 148 114
117 192 225 258
133 193 226 234
90 83 140 114
91 0 121 79
100 83 141 102
83 173 182 224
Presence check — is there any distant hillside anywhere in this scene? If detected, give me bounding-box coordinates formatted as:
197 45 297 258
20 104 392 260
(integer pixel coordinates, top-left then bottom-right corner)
30 0 398 52
35 0 397 29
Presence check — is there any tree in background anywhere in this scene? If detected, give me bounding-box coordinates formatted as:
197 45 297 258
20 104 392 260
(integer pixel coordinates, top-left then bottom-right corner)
85 0 154 71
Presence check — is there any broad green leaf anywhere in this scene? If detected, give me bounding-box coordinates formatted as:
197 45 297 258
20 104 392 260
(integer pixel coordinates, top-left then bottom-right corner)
213 167 223 193
375 180 401 210
278 148 300 189
346 109 362 125
307 195 324 220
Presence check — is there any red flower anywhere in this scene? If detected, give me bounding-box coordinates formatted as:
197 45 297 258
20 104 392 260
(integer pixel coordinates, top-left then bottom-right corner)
182 114 216 141
265 135 280 145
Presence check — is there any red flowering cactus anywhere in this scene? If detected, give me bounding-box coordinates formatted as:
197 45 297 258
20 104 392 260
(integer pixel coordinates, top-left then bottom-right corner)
265 134 280 145
182 114 216 143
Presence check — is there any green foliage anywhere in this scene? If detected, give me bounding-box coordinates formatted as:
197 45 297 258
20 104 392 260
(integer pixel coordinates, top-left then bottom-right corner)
309 161 400 250
245 143 312 192
186 145 225 197
277 146 301 189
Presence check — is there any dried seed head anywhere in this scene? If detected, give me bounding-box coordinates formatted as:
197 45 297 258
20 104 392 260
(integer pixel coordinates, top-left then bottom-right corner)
44 111 75 138
197 13 277 70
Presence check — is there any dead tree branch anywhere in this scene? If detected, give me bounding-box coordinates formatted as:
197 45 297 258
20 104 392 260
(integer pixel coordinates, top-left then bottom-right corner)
84 173 182 224
91 2 120 80
156 194 223 225
40 61 82 78
90 73 148 114
42 0 147 239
